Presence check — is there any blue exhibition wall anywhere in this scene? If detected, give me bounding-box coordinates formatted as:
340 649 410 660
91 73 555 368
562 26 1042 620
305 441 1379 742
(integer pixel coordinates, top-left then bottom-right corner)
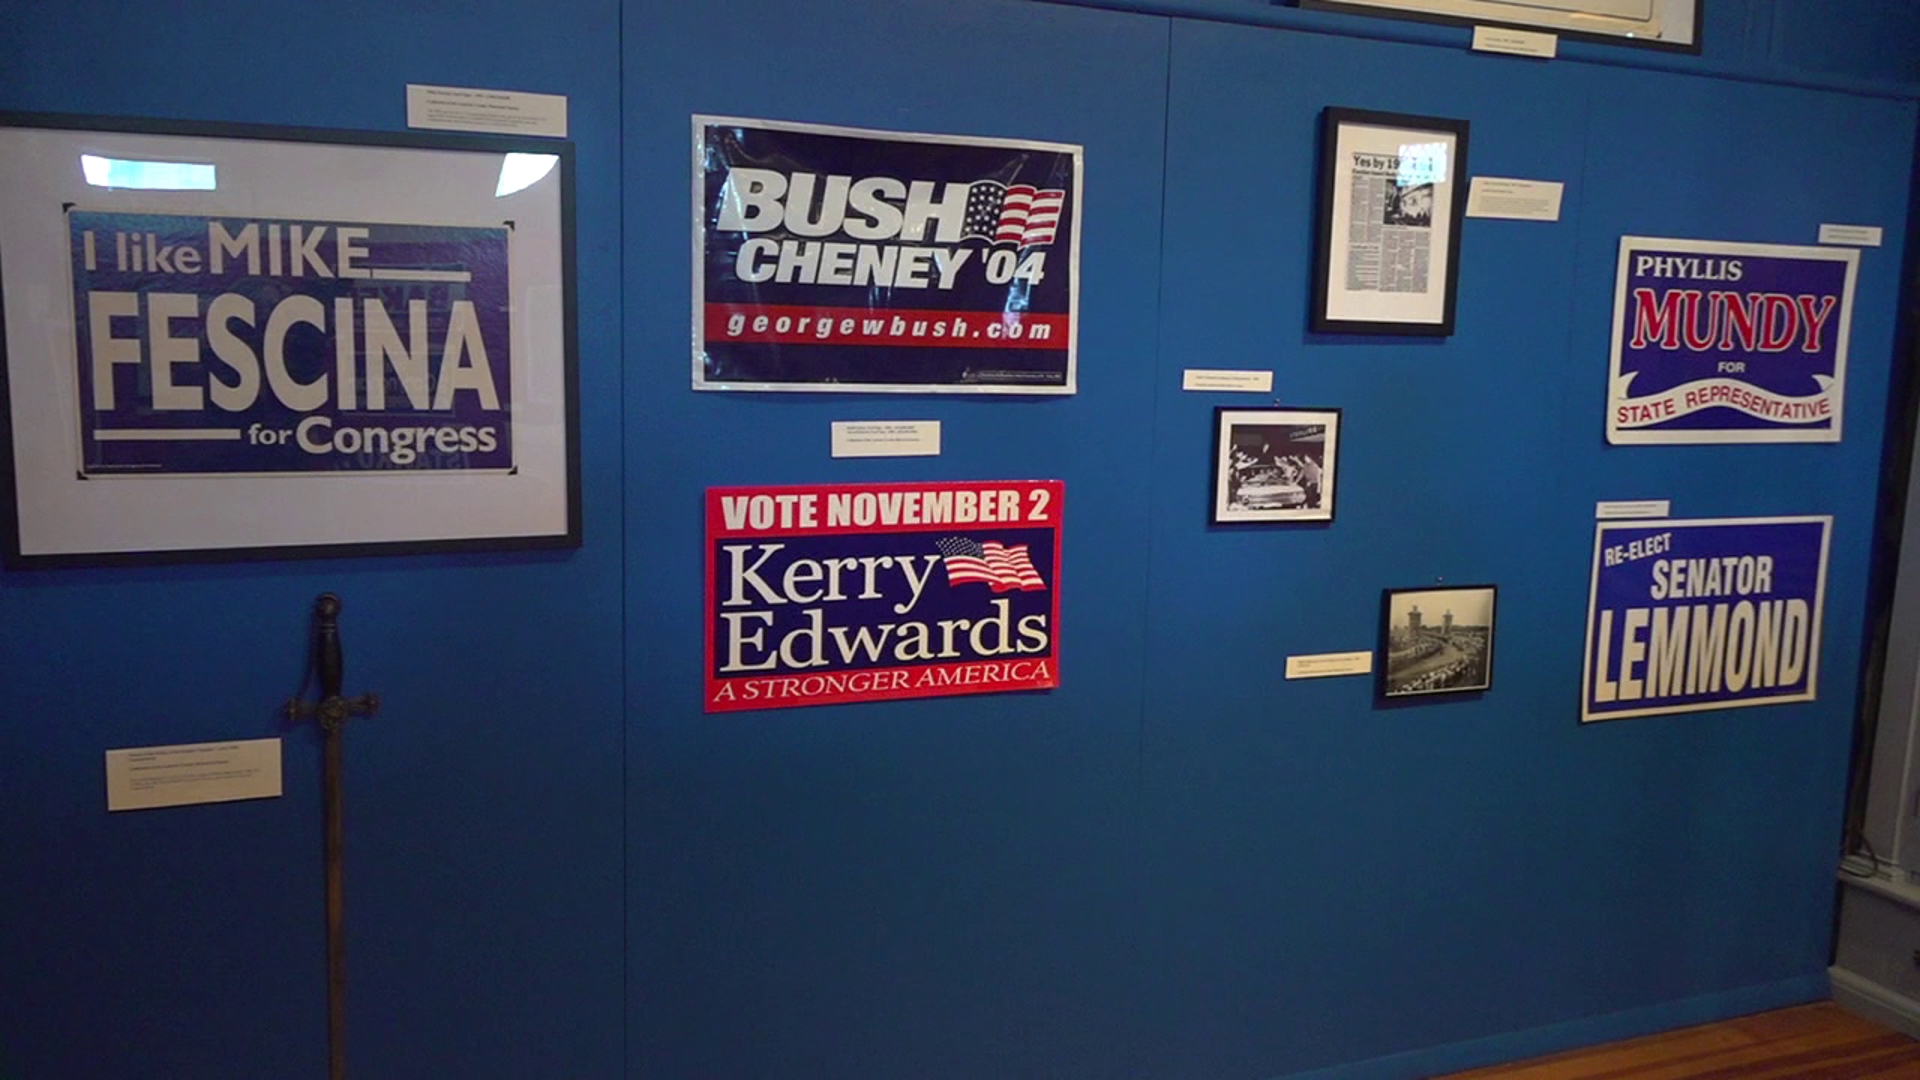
2 1 1918 1078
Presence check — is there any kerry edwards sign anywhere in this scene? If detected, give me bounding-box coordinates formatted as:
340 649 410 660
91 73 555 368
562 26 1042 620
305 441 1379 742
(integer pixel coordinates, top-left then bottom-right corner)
705 480 1062 712
1581 516 1831 722
695 116 1081 394
73 212 512 475
1608 237 1858 444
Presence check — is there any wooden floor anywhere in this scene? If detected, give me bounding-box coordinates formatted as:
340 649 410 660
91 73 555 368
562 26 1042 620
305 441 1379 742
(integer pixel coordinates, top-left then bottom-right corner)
1440 1002 1920 1079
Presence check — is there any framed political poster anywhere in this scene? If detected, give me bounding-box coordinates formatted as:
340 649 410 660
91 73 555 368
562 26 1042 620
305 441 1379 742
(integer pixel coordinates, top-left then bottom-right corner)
1311 108 1469 336
1299 0 1700 52
1606 236 1858 445
1581 516 1832 723
0 112 579 567
694 115 1082 394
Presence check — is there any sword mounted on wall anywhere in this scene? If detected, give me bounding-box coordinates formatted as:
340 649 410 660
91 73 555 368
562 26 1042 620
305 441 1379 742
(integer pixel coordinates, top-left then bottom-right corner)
284 593 379 1080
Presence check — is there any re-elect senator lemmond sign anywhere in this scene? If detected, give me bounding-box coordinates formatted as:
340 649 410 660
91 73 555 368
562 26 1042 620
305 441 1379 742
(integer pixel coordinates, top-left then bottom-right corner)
1581 516 1831 722
1607 237 1858 444
695 116 1081 393
706 481 1063 712
72 211 512 475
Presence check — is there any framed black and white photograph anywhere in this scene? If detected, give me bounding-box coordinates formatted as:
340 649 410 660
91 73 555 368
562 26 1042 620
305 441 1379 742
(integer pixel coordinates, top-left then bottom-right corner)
1378 585 1497 698
1310 107 1469 336
1210 406 1340 524
0 112 579 567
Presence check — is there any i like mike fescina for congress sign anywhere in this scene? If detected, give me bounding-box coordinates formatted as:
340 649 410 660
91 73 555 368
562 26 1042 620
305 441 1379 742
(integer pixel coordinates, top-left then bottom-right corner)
705 481 1062 712
694 116 1081 394
1606 236 1858 444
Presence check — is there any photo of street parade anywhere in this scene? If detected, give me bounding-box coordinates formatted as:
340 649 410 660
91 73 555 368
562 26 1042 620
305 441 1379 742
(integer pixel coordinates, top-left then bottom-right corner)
1211 407 1341 524
1379 585 1496 698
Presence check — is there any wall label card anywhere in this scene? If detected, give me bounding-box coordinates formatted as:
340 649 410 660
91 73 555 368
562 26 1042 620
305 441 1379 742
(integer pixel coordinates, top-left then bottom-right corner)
830 420 940 458
406 84 568 137
1182 369 1274 393
1818 224 1883 247
1581 516 1831 723
1596 499 1671 520
105 737 283 811
705 480 1062 712
1607 236 1858 444
1470 25 1558 58
71 212 513 476
694 116 1082 394
1465 177 1564 221
1285 651 1374 679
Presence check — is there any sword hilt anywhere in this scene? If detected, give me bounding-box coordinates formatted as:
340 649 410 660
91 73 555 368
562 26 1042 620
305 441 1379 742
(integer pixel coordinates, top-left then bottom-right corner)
285 593 380 732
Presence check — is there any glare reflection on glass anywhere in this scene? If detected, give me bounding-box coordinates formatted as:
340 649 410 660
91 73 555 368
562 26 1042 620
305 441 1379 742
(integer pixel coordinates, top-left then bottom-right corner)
80 155 216 190
1396 141 1448 187
495 153 559 197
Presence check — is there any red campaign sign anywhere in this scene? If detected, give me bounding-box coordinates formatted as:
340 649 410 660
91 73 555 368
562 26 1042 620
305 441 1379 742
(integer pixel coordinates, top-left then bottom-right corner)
705 480 1063 713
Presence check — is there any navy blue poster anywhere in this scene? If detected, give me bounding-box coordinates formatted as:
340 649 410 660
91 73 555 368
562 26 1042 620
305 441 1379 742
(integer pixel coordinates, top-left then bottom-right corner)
695 116 1081 393
1607 237 1858 444
71 211 513 475
1582 516 1831 722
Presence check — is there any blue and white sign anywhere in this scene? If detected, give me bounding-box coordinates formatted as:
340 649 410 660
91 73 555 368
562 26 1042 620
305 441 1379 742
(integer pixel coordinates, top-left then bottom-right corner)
1607 236 1858 444
1581 516 1831 723
72 211 513 476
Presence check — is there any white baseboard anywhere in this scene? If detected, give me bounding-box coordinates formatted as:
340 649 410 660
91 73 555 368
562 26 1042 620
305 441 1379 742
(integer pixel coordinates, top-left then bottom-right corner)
1831 965 1920 1038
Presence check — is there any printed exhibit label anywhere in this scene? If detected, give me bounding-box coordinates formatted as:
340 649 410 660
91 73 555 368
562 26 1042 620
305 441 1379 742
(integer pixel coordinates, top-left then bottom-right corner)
71 211 513 476
1595 499 1671 520
1285 651 1374 679
1470 25 1558 58
1581 516 1831 723
830 420 941 458
1818 224 1883 248
1465 177 1563 221
694 116 1081 393
1182 369 1275 393
406 84 568 137
1607 236 1858 444
105 737 283 811
706 480 1062 712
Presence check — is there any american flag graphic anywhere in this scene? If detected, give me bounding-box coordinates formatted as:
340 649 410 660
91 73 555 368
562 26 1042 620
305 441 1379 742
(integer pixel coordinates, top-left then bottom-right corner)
962 182 1067 248
935 537 1047 592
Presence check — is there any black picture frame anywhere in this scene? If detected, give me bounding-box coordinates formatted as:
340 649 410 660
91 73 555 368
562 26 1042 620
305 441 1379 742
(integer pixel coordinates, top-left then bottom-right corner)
1310 107 1470 337
1210 406 1341 524
1378 584 1498 698
0 111 580 568
1297 0 1703 55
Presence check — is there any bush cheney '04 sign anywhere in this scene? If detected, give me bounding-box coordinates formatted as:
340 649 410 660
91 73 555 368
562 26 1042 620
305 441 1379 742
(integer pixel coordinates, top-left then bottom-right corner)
695 116 1081 394
1581 516 1831 723
706 480 1062 712
1607 236 1858 444
73 211 512 474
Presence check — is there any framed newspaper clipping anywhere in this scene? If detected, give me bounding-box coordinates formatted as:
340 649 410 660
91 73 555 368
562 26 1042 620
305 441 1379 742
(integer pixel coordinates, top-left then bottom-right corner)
0 112 580 568
1310 108 1469 337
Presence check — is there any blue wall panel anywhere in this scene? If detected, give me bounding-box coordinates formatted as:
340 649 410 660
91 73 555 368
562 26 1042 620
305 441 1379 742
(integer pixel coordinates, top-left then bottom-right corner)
1135 17 1915 1079
0 2 626 1077
621 2 1168 1075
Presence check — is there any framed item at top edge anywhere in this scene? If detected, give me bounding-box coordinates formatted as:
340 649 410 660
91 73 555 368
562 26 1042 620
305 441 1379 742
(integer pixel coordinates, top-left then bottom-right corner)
1311 107 1468 336
1298 0 1700 53
0 112 579 568
1211 406 1340 524
1378 584 1497 698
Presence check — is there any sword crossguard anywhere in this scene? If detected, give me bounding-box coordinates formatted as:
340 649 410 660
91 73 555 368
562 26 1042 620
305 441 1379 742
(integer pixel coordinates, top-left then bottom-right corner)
284 593 380 732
